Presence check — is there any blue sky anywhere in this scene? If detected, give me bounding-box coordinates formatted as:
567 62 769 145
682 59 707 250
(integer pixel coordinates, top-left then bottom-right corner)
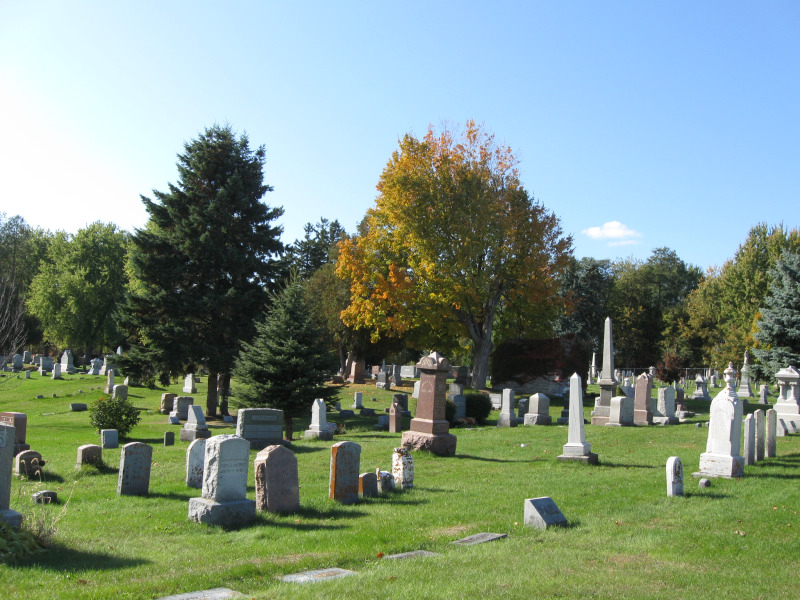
1 1 797 272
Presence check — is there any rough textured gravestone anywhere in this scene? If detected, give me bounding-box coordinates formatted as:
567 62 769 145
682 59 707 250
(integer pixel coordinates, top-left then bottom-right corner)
87 357 102 375
76 444 102 468
376 371 392 390
186 439 206 489
160 393 177 415
559 373 598 464
523 497 568 529
104 370 115 394
695 364 744 478
183 373 197 393
329 441 361 504
254 445 299 513
0 412 29 454
754 409 765 462
0 423 23 528
389 401 402 433
235 408 284 449
766 409 777 458
359 472 378 498
188 435 255 526
497 389 517 427
392 447 414 489
305 398 333 441
401 351 457 456
591 317 617 426
524 393 551 425
170 396 194 422
743 414 755 466
351 392 364 410
181 405 211 442
666 456 684 496
15 450 44 476
100 429 118 449
376 469 394 493
117 442 153 496
633 373 653 426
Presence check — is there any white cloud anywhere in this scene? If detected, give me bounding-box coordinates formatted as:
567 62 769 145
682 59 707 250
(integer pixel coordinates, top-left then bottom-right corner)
582 221 642 241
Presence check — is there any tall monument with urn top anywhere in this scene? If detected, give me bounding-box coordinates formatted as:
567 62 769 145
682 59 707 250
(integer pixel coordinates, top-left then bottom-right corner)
401 351 457 456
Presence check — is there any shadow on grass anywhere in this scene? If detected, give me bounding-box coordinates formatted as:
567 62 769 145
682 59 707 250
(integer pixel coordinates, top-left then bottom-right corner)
745 471 800 480
17 545 151 571
598 462 656 470
292 505 370 521
286 445 327 454
454 454 530 463
147 490 196 501
77 462 118 476
685 492 730 499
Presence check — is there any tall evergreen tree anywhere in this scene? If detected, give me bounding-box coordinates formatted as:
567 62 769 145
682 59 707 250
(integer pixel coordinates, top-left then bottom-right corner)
121 125 283 415
232 279 337 440
754 251 800 378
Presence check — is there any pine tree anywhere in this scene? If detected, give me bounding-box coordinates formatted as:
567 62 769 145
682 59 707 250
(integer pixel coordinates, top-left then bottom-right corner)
121 125 283 415
232 279 337 440
754 250 800 378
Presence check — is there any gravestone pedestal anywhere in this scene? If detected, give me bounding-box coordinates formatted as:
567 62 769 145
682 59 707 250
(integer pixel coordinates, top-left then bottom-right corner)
401 352 456 457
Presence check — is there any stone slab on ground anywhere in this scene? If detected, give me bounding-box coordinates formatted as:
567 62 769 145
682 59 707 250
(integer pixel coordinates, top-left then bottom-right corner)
157 587 244 600
451 532 507 545
280 568 357 584
383 550 440 559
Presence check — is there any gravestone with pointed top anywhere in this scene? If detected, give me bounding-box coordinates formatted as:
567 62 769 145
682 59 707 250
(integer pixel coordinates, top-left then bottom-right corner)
695 363 744 478
559 373 598 464
591 317 617 426
181 405 211 442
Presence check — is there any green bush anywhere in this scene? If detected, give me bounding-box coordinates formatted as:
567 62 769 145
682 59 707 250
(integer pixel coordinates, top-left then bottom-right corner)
0 521 44 564
89 395 141 438
464 393 493 424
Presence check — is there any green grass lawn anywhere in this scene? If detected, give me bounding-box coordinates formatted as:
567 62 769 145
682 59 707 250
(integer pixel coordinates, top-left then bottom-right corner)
1 370 798 599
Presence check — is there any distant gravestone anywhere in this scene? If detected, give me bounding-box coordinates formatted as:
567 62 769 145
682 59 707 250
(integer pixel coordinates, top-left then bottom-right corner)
280 568 357 584
497 389 517 427
76 444 102 468
188 435 255 526
183 374 197 393
359 472 378 498
754 409 765 462
305 398 333 441
400 365 417 379
160 393 177 414
489 393 501 409
666 456 684 497
87 357 102 375
524 393 551 426
401 351 457 456
254 445 299 513
451 532 507 546
329 441 361 504
0 412 29 454
170 396 194 422
347 359 365 384
390 364 403 387
453 366 470 386
100 429 118 449
235 408 284 449
389 401 402 433
376 469 394 493
759 385 769 404
523 497 568 530
181 405 211 442
743 414 756 466
695 364 744 478
15 450 44 476
633 373 653 426
22 351 31 364
31 490 57 504
766 408 777 458
412 380 421 399
0 423 23 528
558 373 598 464
448 383 464 399
653 386 679 425
376 371 392 390
112 384 128 401
104 370 115 394
70 402 88 412
39 356 53 375
60 350 75 374
351 392 364 410
164 431 175 446
453 394 466 422
392 447 414 489
11 354 23 371
185 438 206 489
51 363 62 380
117 442 153 496
607 396 633 427
692 374 711 400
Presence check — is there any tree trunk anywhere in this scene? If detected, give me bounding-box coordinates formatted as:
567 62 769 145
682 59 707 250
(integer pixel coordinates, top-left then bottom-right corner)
470 334 493 389
337 341 347 375
217 372 230 416
206 372 218 417
459 289 503 390
284 417 294 441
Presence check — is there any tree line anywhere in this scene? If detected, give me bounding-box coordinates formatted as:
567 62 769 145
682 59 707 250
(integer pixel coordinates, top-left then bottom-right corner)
2 123 798 421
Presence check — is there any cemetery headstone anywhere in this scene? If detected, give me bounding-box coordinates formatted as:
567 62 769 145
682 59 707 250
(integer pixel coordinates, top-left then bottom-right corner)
738 350 753 398
11 354 23 371
591 317 617 426
186 438 206 489
188 434 256 526
695 363 744 478
104 370 115 394
412 380 421 399
183 374 197 394
691 374 711 400
666 456 684 497
0 412 29 454
400 365 417 379
70 403 88 412
497 388 517 427
392 447 414 489
351 392 364 410
60 349 75 374
15 450 44 476
376 469 394 493
76 444 102 467
254 444 299 513
633 373 653 426
401 351 457 456
38 356 53 375
359 472 378 498
31 490 57 505
112 384 128 401
766 408 777 458
754 409 765 461
51 363 62 380
86 357 102 375
453 394 466 422
117 442 153 496
453 366 470 386
376 371 392 390
523 497 568 530
448 383 464 399
329 441 361 504
743 414 756 466
235 408 284 449
773 366 800 435
653 386 679 425
390 364 403 387
607 395 633 426
347 359 365 384
181 405 211 442
558 373 598 464
389 401 402 433
305 398 333 441
0 424 23 528
170 396 194 422
100 429 118 449
524 393 551 425
22 351 31 364
164 431 175 446
160 393 177 415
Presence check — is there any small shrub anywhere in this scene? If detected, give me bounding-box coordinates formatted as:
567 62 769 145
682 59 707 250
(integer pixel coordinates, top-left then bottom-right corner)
445 399 456 423
89 395 141 437
0 521 44 564
464 393 493 424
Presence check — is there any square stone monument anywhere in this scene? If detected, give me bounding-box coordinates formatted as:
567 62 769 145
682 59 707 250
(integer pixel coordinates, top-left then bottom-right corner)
235 408 284 449
401 351 457 456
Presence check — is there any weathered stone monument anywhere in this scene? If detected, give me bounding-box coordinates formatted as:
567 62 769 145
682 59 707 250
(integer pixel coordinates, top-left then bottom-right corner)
112 384 128 401
100 429 118 449
376 370 392 390
60 350 75 374
524 393 551 425
15 450 44 476
170 396 194 422
738 350 753 398
185 439 206 489
117 442 153 496
0 412 29 454
389 400 402 433
87 357 102 375
76 444 102 468
104 370 115 394
188 435 256 526
743 414 756 466
347 359 365 384
606 395 634 426
695 363 744 478
523 497 568 530
666 456 684 497
160 393 177 414
351 392 364 410
359 472 378 498
453 394 466 422
183 373 197 394
401 351 457 456
38 356 53 375
305 398 333 441
591 317 617 426
254 445 300 513
653 386 679 425
559 373 598 464
392 447 414 489
773 366 800 435
235 408 284 449
51 362 62 380
0 423 22 528
329 441 361 504
497 389 517 427
633 373 653 426
691 373 711 400
181 405 211 442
